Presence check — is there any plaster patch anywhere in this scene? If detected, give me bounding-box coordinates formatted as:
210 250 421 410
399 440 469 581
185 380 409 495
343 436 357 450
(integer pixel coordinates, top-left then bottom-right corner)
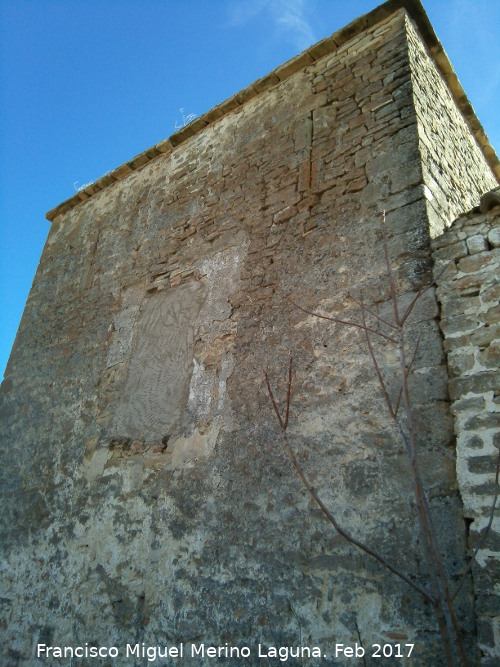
168 419 221 469
106 287 143 368
112 280 207 440
196 239 248 326
188 359 212 417
85 447 112 483
121 460 144 493
187 240 248 423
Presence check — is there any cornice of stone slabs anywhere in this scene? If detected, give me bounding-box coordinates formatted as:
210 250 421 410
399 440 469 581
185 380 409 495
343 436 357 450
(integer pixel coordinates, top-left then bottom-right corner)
46 0 500 223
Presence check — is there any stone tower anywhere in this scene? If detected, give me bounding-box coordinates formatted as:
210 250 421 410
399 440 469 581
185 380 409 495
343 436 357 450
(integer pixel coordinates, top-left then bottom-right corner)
1 0 498 664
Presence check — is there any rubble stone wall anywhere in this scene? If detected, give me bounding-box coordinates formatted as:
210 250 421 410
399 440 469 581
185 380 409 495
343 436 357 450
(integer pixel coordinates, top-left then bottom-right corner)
0 5 498 666
406 17 498 236
433 196 500 666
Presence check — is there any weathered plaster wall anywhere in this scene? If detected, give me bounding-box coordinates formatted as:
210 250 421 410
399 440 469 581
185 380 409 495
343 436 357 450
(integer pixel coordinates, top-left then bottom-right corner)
0 5 498 666
433 190 500 666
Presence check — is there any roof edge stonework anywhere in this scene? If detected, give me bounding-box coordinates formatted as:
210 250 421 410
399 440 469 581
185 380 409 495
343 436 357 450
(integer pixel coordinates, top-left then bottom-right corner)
45 0 500 222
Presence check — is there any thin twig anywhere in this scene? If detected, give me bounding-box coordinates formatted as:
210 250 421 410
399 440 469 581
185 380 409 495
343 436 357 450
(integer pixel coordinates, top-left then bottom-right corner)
288 298 397 344
349 294 398 330
394 333 421 418
354 620 368 667
280 213 474 665
383 234 467 665
400 260 451 326
381 211 450 328
360 293 396 419
360 295 462 658
264 362 434 604
387 251 464 664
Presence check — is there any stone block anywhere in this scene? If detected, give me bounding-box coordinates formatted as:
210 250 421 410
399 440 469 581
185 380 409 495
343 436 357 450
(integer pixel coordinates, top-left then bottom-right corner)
467 454 500 474
449 371 500 400
432 239 468 261
313 105 338 137
274 51 314 80
448 348 475 377
466 234 489 254
463 435 485 450
391 163 423 194
440 313 480 337
407 364 449 403
477 617 496 652
481 283 500 304
294 116 313 152
480 657 500 667
477 342 500 370
464 412 500 431
471 323 500 348
412 402 454 448
487 226 500 248
451 395 485 414
458 252 495 274
480 305 500 325
307 36 336 60
346 174 367 193
441 294 481 318
273 205 297 225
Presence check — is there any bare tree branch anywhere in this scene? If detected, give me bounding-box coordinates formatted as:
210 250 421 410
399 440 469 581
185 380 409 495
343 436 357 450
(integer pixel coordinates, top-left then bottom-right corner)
354 619 368 667
360 293 396 420
400 261 451 327
264 361 434 604
394 334 421 418
267 214 481 666
288 298 397 344
349 294 398 331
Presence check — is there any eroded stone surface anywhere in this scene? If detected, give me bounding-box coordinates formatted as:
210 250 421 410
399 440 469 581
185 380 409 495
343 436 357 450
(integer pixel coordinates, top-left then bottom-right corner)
0 5 498 666
433 205 500 664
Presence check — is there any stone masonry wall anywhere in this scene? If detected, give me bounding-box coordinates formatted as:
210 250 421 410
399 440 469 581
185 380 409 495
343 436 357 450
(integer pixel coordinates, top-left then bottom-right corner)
406 17 498 237
0 5 498 666
433 190 500 666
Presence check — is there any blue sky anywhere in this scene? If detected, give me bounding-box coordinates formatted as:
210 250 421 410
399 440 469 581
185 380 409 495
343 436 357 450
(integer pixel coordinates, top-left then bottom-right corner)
1 0 499 379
